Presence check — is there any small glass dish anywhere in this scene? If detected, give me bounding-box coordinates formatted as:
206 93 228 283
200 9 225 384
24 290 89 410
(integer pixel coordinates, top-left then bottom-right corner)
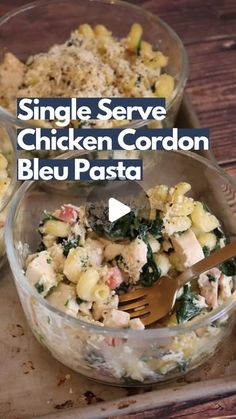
0 0 188 134
5 150 236 386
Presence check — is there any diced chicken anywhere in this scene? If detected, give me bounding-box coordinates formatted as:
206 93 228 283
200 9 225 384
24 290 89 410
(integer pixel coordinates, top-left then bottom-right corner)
103 308 130 328
71 222 86 245
171 229 204 270
198 267 221 309
104 238 147 283
129 318 145 330
26 250 57 296
219 274 233 302
49 243 65 273
47 282 76 313
104 242 123 261
93 294 119 321
123 238 148 283
78 301 93 317
154 253 171 276
85 238 104 267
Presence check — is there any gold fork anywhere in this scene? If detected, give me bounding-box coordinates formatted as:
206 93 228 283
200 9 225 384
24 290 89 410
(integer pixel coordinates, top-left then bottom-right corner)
119 241 236 326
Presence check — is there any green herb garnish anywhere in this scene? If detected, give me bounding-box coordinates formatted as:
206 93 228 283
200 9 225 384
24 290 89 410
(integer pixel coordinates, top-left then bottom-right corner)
203 246 211 257
219 259 236 276
62 236 80 257
42 211 58 223
76 297 85 305
136 38 142 56
207 273 217 282
88 207 163 241
35 282 44 294
176 285 202 324
140 260 161 287
139 241 161 287
37 242 46 252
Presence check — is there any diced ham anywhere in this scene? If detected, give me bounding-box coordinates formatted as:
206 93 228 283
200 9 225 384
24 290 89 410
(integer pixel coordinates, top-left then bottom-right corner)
106 267 124 289
104 238 147 283
56 205 78 224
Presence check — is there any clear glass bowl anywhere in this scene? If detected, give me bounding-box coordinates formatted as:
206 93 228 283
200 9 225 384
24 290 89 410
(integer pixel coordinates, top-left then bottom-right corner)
0 0 188 130
0 122 17 269
5 150 236 386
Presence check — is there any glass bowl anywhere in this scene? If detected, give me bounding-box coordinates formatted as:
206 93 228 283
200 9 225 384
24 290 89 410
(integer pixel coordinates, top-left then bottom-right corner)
0 122 17 269
0 0 188 131
5 150 236 386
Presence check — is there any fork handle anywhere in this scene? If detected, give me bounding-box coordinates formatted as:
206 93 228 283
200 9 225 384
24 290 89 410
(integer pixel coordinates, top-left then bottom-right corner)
177 241 236 287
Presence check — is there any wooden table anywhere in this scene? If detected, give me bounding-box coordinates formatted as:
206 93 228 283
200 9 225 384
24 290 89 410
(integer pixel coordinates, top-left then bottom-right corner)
0 0 236 418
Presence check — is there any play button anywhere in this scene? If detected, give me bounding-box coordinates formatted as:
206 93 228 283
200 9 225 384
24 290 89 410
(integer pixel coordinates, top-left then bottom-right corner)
85 180 150 239
108 198 131 222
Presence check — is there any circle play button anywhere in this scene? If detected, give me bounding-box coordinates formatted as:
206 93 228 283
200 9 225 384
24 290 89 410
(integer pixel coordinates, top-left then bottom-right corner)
85 180 151 239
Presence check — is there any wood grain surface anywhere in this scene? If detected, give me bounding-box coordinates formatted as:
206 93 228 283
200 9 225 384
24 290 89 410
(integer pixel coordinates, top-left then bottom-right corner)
0 1 236 418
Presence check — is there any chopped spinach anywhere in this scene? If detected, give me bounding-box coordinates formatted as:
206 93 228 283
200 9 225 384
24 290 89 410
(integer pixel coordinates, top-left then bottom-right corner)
88 206 163 241
35 282 44 294
76 297 86 305
203 245 211 257
116 281 130 294
176 285 202 324
37 241 46 252
207 273 217 282
203 202 211 213
214 227 225 239
219 259 236 276
139 241 161 287
136 38 142 56
140 260 161 287
62 236 80 257
177 360 188 372
122 376 143 385
42 211 58 223
85 350 105 366
148 211 163 238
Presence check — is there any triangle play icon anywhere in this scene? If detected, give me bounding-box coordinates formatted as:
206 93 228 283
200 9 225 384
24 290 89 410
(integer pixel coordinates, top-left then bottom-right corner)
108 197 131 223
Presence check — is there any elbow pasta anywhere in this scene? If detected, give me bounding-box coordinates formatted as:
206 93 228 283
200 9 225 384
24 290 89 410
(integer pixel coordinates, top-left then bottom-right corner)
63 247 89 283
93 284 110 302
42 220 71 237
76 268 100 301
191 202 219 233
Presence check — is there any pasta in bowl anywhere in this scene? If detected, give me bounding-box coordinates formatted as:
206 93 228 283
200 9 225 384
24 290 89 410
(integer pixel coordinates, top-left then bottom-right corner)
5 151 236 385
0 0 187 161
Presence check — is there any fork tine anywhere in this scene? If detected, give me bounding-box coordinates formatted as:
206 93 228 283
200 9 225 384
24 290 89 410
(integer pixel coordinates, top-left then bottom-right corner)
119 298 147 311
130 307 150 319
118 289 147 303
